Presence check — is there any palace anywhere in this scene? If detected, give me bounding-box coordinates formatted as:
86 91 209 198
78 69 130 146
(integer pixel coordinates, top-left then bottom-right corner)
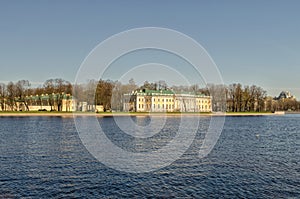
123 89 212 112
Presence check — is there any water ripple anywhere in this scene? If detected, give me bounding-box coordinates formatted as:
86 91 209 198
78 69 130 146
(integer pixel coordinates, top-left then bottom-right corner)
0 116 299 198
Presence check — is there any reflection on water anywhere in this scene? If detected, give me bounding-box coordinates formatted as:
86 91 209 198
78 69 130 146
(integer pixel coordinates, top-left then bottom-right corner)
0 115 299 198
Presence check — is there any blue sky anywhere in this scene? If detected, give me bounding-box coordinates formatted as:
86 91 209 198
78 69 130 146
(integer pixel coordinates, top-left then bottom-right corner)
0 1 299 98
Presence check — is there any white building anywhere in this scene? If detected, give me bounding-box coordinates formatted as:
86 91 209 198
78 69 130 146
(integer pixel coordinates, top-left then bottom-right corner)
123 89 212 112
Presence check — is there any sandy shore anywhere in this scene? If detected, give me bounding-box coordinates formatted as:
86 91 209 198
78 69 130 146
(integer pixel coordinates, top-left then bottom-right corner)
0 112 281 117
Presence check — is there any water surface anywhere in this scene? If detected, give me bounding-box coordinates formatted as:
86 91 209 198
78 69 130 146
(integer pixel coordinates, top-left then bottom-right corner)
0 115 299 198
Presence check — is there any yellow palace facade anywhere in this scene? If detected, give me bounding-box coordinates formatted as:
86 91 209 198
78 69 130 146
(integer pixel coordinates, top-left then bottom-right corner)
123 89 212 112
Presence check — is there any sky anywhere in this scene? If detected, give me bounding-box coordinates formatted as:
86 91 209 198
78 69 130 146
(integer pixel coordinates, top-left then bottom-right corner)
0 1 299 98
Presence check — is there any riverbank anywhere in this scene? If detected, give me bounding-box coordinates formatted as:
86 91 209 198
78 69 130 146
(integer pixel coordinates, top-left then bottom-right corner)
0 111 283 117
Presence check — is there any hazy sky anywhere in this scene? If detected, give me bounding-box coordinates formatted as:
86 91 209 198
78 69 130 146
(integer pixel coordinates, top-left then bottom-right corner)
0 1 299 98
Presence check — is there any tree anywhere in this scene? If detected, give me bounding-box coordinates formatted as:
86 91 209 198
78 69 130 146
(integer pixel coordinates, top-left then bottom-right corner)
125 78 138 93
242 86 251 112
225 84 267 112
6 82 16 111
43 79 56 110
140 80 158 90
254 86 266 112
95 79 114 111
84 79 97 106
207 84 227 112
113 79 138 111
158 80 168 90
235 83 243 112
43 78 72 111
111 81 122 111
227 84 236 112
0 83 6 111
54 78 72 111
15 80 31 111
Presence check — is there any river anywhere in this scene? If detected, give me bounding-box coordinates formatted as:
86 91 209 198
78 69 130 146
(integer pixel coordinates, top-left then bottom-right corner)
0 115 299 198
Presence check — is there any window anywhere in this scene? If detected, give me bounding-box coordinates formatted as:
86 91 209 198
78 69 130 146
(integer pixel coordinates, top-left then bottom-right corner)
153 104 155 108
158 104 160 109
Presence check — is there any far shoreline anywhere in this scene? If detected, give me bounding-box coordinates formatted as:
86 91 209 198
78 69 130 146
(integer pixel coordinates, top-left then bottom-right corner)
0 111 287 117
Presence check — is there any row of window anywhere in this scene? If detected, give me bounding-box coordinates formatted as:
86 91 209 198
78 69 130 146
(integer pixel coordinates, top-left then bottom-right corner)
138 97 211 104
198 105 211 110
138 98 175 102
138 104 211 110
153 104 174 109
197 100 210 104
153 98 174 102
138 104 151 109
138 104 174 109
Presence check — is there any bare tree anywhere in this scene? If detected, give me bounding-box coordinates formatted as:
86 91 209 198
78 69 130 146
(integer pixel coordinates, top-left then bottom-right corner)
141 81 157 90
15 80 31 111
242 86 251 112
44 79 55 110
0 83 6 111
54 78 72 111
158 80 167 90
44 78 72 111
111 81 122 111
225 83 267 112
6 82 16 111
207 84 227 112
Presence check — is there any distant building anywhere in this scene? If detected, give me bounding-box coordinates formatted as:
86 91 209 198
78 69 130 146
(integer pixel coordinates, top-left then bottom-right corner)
123 89 212 112
274 91 296 100
14 93 75 111
8 93 104 112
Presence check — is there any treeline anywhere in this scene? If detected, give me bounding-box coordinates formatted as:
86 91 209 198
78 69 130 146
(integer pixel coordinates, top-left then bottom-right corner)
208 83 267 112
0 79 72 111
73 79 138 111
208 83 300 112
0 78 299 112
